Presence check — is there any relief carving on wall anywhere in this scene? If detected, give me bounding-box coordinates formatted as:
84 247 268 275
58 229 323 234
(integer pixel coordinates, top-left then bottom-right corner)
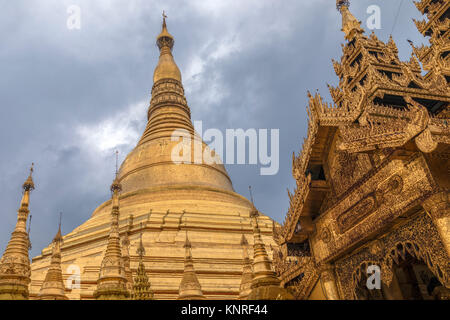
336 193 378 234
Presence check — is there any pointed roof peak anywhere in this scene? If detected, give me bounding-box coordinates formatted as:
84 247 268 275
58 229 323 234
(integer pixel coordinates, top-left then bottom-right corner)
23 163 35 191
336 0 364 40
184 232 191 249
240 234 248 246
53 228 62 243
162 10 168 28
53 216 63 243
137 231 146 258
157 10 174 50
336 0 350 11
110 176 122 193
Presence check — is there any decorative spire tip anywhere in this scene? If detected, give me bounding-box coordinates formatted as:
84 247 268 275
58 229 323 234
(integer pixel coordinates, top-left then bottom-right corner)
184 232 191 249
336 0 350 11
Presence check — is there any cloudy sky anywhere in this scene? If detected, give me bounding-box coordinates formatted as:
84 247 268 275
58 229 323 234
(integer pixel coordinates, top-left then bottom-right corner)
0 0 427 258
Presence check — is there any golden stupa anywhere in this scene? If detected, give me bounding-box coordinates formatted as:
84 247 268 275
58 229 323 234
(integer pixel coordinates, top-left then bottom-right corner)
28 16 279 300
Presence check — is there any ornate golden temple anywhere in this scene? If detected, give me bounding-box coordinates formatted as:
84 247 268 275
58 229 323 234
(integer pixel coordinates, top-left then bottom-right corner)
274 0 449 300
0 1 448 300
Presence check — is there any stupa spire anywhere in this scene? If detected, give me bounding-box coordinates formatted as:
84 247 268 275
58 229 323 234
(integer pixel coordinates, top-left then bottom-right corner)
116 13 233 196
132 230 154 300
154 11 181 83
178 233 205 300
38 217 68 300
94 178 130 300
336 0 364 40
0 164 35 300
238 234 253 300
135 12 194 147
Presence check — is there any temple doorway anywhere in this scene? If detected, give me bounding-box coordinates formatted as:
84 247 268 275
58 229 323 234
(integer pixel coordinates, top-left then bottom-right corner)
354 252 448 300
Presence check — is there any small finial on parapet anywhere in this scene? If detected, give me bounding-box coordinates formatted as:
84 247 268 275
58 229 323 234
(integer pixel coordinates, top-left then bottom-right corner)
137 228 145 258
240 234 248 246
53 212 63 243
184 232 191 249
110 151 122 193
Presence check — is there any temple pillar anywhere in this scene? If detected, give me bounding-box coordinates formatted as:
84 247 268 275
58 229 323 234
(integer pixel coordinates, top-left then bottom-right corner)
318 264 340 300
423 192 450 258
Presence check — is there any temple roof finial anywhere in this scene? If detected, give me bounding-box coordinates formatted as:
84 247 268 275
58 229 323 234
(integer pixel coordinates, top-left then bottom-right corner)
336 0 350 11
23 163 35 192
132 228 153 300
111 152 122 193
162 10 168 27
153 11 181 83
137 229 146 258
336 0 364 40
54 212 63 243
157 10 174 50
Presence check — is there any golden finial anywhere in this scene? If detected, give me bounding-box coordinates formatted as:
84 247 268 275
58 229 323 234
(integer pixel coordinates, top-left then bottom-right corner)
23 163 35 191
137 226 146 258
53 212 63 243
162 10 168 25
240 234 248 246
111 151 122 193
184 232 191 249
157 10 174 50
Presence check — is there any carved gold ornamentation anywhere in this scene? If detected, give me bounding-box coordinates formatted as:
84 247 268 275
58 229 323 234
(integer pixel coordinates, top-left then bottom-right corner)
279 1 449 301
336 193 378 234
335 213 449 299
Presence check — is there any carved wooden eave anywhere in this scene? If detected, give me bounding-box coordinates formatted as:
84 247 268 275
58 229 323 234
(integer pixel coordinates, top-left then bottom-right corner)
283 104 334 243
413 1 450 35
338 95 450 154
278 257 319 300
412 24 450 63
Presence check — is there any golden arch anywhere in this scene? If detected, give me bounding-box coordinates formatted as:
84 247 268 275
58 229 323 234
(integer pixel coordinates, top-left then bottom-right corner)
381 240 447 288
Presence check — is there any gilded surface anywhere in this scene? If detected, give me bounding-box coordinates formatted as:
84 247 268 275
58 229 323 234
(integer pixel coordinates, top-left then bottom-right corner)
26 17 280 300
278 0 450 300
